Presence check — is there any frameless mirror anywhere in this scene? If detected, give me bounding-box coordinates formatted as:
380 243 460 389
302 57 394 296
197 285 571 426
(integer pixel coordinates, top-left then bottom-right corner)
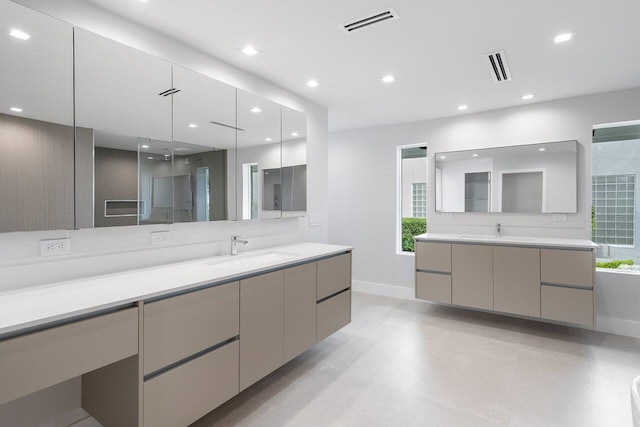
74 28 173 227
235 89 282 219
281 106 307 217
171 65 236 222
0 1 74 232
435 140 577 213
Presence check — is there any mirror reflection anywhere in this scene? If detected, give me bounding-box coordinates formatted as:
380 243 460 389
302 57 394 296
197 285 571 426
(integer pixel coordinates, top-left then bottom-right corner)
236 90 282 220
435 140 577 213
281 106 307 217
172 66 236 222
0 2 74 232
75 28 173 227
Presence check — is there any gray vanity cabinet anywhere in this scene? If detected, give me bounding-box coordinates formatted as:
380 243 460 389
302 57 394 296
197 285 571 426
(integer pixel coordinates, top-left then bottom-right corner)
415 242 452 304
284 263 317 363
451 244 493 310
316 253 352 342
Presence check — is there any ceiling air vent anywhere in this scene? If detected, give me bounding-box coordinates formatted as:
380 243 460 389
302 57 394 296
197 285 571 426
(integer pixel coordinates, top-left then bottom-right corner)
341 8 399 33
158 88 181 96
209 120 245 132
485 50 512 83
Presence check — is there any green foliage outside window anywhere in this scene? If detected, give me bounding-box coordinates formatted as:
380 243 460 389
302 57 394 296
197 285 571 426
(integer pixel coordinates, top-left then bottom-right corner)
595 259 634 269
402 217 427 252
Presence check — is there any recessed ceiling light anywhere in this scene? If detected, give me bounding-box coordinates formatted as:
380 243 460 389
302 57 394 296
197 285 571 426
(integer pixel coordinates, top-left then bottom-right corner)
381 75 395 83
10 29 30 40
141 144 149 149
250 107 262 113
242 46 258 56
457 105 468 111
9 107 23 113
521 93 535 101
472 154 479 157
306 80 319 88
291 132 299 137
554 33 573 44
188 123 198 128
265 138 273 142
538 148 546 152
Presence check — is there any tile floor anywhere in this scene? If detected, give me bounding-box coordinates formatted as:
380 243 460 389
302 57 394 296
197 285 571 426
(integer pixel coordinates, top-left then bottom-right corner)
193 292 640 427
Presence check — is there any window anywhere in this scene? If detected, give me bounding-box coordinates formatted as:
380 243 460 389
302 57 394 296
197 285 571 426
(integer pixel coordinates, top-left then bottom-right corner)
592 121 640 271
398 144 427 253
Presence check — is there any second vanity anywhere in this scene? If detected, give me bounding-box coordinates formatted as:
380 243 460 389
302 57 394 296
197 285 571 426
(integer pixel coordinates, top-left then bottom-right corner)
414 233 597 326
0 242 352 427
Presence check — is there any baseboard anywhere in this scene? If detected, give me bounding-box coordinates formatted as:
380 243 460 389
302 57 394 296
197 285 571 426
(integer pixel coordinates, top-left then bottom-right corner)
595 316 640 339
352 280 414 300
352 280 640 339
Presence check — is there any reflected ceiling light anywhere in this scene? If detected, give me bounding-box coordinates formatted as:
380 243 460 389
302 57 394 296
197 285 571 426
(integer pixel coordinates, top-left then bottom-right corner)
306 80 319 88
9 107 23 112
250 107 262 113
538 148 546 151
291 132 299 137
554 33 573 43
457 105 468 111
10 29 30 40
381 74 395 83
440 155 446 159
265 138 273 142
521 93 535 100
188 123 198 128
147 156 154 159
472 154 479 157
141 144 149 149
242 45 258 56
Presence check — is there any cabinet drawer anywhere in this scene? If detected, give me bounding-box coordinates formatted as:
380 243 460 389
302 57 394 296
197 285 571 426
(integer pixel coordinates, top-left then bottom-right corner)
541 249 594 288
317 253 351 300
317 290 351 342
144 340 239 427
415 242 451 273
0 308 138 406
415 272 451 304
541 285 594 326
144 281 239 375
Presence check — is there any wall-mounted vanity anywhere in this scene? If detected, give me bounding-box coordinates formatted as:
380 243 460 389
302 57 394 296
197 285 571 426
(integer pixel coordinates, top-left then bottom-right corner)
0 0 308 234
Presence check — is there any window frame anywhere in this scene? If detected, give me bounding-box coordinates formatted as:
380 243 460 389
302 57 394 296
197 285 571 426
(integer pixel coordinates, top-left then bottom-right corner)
396 142 428 255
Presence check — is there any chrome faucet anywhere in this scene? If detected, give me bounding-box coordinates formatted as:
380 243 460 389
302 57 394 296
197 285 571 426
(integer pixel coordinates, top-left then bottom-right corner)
495 223 502 238
231 235 248 255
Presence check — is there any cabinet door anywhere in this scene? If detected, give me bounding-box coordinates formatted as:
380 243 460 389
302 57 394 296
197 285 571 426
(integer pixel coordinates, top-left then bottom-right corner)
284 263 317 363
493 247 541 317
317 253 351 300
415 242 451 273
416 271 451 303
240 271 284 391
451 244 493 310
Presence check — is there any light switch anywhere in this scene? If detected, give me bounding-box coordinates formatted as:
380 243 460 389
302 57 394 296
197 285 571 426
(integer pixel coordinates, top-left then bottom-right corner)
309 215 321 227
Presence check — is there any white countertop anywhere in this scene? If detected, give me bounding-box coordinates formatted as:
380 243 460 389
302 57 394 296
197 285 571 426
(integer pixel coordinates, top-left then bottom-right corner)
0 242 352 337
414 233 597 249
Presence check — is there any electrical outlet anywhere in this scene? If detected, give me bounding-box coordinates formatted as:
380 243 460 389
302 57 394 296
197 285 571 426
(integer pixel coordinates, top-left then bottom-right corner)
309 214 321 227
40 238 71 257
552 214 568 222
150 231 170 245
441 212 453 220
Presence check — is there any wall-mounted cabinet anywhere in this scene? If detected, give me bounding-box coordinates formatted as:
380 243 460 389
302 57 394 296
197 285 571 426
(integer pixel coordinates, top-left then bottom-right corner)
0 0 308 234
415 239 595 326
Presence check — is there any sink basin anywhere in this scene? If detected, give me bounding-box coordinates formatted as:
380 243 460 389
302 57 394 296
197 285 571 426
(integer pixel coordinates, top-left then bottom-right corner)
204 251 297 270
459 235 499 241
458 235 534 242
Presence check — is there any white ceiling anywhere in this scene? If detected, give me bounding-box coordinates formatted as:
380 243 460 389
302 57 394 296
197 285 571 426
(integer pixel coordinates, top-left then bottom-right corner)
68 0 640 132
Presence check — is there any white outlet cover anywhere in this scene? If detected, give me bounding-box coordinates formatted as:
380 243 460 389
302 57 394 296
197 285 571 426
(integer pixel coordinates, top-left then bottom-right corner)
552 214 568 222
40 238 71 257
441 213 453 219
150 231 170 245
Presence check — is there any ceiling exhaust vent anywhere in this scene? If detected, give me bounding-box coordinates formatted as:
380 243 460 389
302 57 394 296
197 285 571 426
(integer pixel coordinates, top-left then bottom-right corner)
341 8 399 33
158 88 181 96
485 50 512 83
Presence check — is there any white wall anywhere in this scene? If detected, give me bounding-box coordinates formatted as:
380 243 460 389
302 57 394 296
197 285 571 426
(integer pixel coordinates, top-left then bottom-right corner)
329 87 640 336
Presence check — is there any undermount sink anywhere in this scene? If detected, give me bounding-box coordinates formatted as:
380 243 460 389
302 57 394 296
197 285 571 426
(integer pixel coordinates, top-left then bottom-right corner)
204 251 297 269
458 235 534 242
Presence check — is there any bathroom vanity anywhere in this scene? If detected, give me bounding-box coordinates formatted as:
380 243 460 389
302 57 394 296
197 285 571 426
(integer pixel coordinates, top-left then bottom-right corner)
414 234 597 326
0 243 352 426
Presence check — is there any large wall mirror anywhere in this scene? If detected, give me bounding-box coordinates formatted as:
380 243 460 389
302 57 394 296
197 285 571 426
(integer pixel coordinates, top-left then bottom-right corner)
236 89 282 220
75 27 173 228
172 65 236 222
0 1 74 232
435 140 577 213
281 106 307 217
